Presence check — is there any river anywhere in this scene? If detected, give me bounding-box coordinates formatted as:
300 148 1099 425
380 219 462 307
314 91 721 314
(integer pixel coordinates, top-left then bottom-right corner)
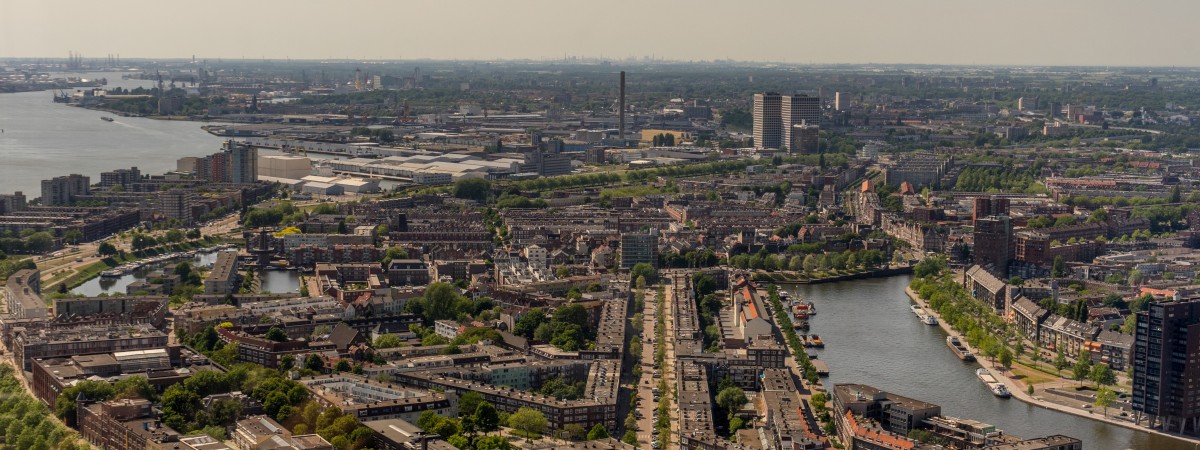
788 275 1190 450
0 71 224 196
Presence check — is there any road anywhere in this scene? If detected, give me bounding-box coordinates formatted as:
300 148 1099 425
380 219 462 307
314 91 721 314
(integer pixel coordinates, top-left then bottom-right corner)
634 288 658 447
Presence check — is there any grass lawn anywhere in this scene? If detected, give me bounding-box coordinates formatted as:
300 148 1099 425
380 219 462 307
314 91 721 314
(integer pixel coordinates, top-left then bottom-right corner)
1010 363 1056 386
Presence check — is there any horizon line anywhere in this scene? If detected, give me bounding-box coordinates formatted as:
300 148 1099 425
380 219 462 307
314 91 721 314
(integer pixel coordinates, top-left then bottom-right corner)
2 56 1198 70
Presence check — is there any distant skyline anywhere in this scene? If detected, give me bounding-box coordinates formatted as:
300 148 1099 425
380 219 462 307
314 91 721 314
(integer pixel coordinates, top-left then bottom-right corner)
3 0 1199 67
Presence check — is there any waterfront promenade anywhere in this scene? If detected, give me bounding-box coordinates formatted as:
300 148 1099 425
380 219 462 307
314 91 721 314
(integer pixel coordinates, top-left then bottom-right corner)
905 285 1200 445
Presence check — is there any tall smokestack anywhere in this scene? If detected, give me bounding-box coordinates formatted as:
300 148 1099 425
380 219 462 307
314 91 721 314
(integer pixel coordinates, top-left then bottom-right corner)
619 71 626 143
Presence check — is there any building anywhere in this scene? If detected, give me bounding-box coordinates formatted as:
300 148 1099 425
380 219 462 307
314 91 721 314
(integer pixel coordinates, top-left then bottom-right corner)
78 398 181 449
883 154 950 188
100 167 141 188
234 415 333 450
363 418 456 450
972 197 1010 226
259 154 313 179
619 231 658 269
1132 298 1200 433
984 436 1081 450
30 349 196 406
229 141 259 184
781 94 821 152
300 374 452 422
974 216 1013 277
387 259 430 286
753 92 783 150
754 93 821 152
12 324 168 371
215 327 333 369
831 383 941 447
835 92 851 111
789 122 820 155
159 189 195 224
965 265 1008 313
41 174 90 206
0 191 27 214
204 251 241 295
5 269 47 320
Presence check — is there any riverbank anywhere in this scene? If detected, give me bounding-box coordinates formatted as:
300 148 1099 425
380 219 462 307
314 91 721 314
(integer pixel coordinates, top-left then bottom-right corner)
760 265 913 285
905 285 1200 445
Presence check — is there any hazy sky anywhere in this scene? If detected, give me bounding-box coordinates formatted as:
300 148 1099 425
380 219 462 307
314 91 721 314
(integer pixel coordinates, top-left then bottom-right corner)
3 0 1198 66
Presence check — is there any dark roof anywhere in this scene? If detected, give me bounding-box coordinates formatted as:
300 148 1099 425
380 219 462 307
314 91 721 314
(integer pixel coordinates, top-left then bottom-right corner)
329 322 365 350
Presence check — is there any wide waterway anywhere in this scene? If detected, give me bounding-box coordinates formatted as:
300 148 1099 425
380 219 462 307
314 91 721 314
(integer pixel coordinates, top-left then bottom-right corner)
788 275 1190 450
0 71 224 195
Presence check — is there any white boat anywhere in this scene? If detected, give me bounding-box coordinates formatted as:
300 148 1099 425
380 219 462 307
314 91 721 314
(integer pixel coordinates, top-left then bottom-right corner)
990 384 1011 398
922 314 938 325
911 305 924 315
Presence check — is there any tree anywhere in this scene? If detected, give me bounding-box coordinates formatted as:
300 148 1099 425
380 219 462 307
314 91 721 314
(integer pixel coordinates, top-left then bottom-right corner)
508 407 548 440
1071 356 1092 386
97 242 118 256
420 282 467 322
454 178 491 203
373 334 404 349
265 327 288 342
164 229 185 243
998 348 1014 372
305 354 324 372
622 430 638 445
1090 364 1116 388
587 424 610 440
458 391 484 418
63 230 83 245
1051 255 1066 278
1094 387 1117 417
1128 269 1145 286
1053 350 1068 374
630 263 657 287
715 386 748 418
474 401 500 434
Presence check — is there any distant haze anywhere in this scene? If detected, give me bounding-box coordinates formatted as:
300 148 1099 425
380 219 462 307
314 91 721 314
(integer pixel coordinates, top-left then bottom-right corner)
3 0 1198 67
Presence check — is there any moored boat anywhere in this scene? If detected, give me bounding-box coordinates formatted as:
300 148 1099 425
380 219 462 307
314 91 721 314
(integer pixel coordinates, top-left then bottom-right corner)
947 336 976 362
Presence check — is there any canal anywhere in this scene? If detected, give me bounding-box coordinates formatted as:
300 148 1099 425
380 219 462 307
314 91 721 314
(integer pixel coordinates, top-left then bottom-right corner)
75 250 300 297
788 275 1190 450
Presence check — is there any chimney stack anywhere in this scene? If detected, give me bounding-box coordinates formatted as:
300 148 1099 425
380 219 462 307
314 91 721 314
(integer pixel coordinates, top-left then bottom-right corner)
619 71 626 143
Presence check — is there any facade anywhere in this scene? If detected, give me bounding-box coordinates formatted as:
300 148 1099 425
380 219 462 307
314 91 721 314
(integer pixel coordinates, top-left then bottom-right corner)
789 122 820 154
41 174 90 206
753 92 783 150
229 141 259 184
0 191 27 214
974 216 1013 276
972 197 1010 226
99 167 141 188
1132 298 1200 433
883 154 950 188
619 231 658 269
781 94 821 153
387 259 431 286
159 189 195 224
754 92 821 152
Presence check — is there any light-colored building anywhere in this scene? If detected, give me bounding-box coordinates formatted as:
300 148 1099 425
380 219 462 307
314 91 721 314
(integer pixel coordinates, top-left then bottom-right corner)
258 154 313 179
